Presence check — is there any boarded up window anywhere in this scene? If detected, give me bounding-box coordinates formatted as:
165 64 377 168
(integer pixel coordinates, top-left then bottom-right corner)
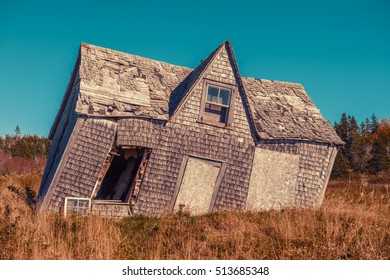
246 148 299 211
174 157 222 215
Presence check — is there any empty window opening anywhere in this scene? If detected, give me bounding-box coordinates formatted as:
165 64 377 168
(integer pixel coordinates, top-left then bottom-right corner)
95 147 149 202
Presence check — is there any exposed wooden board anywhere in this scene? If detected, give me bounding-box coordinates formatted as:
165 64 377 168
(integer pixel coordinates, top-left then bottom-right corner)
113 158 136 200
209 163 227 212
128 149 151 208
80 85 152 107
170 155 189 211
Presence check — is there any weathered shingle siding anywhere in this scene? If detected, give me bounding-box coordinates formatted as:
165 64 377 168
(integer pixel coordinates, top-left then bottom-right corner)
90 203 130 218
172 43 253 138
128 44 256 215
47 118 117 212
38 76 80 203
131 125 254 215
117 118 164 148
256 140 337 207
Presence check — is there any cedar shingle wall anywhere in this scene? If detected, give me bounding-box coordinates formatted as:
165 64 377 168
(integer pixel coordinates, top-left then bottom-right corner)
117 118 164 148
118 44 256 215
91 203 130 218
132 126 254 214
112 123 336 214
47 118 117 212
38 77 80 202
257 140 336 207
172 44 253 139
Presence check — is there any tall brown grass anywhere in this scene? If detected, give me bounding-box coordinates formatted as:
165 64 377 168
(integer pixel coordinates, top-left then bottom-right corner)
0 171 389 260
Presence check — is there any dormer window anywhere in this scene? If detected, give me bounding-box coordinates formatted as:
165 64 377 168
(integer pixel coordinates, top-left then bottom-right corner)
200 80 235 126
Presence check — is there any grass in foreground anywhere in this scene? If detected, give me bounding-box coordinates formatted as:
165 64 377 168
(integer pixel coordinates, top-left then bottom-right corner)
0 172 389 260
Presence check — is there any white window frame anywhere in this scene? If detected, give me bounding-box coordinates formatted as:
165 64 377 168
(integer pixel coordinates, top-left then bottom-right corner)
64 197 91 218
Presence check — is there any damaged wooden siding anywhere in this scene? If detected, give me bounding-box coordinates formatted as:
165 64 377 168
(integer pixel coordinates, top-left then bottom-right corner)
38 73 80 203
130 126 254 215
90 201 130 218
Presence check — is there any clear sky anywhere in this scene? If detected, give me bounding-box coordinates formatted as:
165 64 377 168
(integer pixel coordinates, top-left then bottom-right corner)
0 0 389 136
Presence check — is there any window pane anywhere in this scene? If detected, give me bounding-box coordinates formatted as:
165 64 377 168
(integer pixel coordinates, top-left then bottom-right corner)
204 103 228 124
207 86 219 103
220 89 231 105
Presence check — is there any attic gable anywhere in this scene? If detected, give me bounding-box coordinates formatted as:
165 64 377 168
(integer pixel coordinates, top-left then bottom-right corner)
169 41 254 138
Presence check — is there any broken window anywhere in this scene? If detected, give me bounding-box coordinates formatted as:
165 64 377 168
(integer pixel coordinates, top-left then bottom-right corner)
94 147 150 204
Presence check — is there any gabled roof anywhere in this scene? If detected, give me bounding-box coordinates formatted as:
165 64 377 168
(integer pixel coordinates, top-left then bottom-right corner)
51 42 343 145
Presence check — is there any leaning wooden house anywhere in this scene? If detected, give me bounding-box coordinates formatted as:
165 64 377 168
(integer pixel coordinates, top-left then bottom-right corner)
37 41 343 217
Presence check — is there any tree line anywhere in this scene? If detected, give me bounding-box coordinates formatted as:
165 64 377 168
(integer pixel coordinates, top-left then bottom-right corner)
0 126 51 160
331 114 390 178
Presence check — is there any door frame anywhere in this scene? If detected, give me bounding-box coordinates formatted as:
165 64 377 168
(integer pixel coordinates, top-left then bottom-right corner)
170 154 227 213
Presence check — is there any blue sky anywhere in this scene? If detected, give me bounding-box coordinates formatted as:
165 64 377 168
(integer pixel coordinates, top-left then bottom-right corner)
0 0 389 136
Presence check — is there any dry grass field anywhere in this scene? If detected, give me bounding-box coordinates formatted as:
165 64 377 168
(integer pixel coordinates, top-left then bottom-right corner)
0 168 389 260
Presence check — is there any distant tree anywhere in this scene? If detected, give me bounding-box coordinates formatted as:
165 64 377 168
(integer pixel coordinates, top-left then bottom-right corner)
10 139 33 160
3 135 14 152
363 118 372 136
368 138 390 174
334 113 348 143
331 150 350 178
15 125 21 137
375 119 390 146
349 135 368 173
343 115 360 170
347 116 359 142
371 114 379 134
